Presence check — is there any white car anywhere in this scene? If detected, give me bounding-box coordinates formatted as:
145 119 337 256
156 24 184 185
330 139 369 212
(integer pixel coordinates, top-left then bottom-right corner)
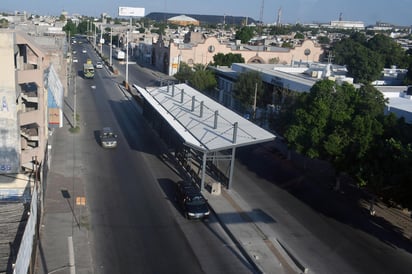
95 61 103 69
100 127 118 148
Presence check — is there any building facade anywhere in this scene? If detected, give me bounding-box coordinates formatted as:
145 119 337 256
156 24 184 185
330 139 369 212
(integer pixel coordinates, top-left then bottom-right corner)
0 30 65 177
151 34 325 76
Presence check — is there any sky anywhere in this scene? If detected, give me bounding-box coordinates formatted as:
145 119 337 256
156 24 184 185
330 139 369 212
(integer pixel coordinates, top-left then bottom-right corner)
2 0 412 26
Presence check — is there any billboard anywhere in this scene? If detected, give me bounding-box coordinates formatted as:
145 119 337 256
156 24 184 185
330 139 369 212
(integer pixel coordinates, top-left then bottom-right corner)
118 7 145 17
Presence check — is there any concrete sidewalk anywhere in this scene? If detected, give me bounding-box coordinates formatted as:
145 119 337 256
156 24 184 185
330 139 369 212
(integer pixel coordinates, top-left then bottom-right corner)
35 126 93 274
203 186 303 274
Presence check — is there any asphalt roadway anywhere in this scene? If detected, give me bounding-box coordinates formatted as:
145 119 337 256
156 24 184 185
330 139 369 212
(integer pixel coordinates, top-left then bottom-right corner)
34 83 292 274
35 87 412 274
34 43 412 274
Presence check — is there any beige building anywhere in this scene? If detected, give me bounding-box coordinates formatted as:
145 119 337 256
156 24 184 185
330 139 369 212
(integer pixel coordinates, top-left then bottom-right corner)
152 32 324 76
0 30 65 176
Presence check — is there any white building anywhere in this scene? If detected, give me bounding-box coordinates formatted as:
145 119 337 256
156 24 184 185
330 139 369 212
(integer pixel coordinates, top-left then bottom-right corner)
330 20 365 30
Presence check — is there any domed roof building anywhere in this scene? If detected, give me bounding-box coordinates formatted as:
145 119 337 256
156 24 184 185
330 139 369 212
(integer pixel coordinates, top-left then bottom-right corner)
167 15 199 26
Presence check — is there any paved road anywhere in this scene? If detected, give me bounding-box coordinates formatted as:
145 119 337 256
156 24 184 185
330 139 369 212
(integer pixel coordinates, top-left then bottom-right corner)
36 38 412 274
36 39 254 274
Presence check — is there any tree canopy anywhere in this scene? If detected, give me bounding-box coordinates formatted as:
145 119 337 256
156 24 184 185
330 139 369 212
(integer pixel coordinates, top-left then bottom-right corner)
233 71 264 111
173 62 217 92
212 53 244 67
235 26 255 43
332 33 412 83
284 79 412 208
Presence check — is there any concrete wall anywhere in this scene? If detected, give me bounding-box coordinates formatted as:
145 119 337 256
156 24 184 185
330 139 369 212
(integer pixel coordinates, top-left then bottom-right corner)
165 37 324 76
0 32 21 173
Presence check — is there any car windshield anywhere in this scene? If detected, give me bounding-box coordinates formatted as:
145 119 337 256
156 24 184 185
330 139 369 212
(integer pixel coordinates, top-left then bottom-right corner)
186 195 206 205
102 132 114 138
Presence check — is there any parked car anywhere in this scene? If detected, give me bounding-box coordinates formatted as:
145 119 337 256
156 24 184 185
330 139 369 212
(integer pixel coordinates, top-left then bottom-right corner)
99 127 118 148
95 61 103 69
175 181 210 219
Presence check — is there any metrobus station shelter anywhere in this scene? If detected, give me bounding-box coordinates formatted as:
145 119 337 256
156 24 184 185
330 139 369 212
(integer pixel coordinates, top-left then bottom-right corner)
133 83 276 190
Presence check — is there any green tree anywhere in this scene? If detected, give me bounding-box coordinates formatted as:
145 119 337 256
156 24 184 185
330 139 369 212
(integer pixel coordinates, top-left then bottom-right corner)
63 20 77 36
284 80 386 189
294 32 304 39
77 20 90 35
367 34 409 68
212 53 244 66
233 71 263 110
0 18 9 28
317 36 330 44
190 65 217 92
332 38 383 83
174 62 193 83
235 26 255 43
281 41 293 48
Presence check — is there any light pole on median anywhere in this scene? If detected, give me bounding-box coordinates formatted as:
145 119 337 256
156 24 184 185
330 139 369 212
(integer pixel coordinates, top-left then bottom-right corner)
99 24 103 53
125 17 131 87
110 27 113 66
118 6 145 87
94 23 96 48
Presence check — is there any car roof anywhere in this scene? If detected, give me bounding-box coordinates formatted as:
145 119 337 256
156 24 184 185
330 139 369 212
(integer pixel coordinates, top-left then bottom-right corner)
177 181 205 198
102 127 113 132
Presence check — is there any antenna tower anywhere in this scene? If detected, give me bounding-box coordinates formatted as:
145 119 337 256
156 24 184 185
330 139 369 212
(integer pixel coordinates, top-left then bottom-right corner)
259 0 264 25
276 7 282 26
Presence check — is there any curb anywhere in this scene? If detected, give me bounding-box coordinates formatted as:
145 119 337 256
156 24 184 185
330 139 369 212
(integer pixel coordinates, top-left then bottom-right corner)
207 203 264 274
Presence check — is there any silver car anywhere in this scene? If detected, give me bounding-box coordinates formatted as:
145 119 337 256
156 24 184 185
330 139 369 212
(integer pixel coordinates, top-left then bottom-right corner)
100 127 118 148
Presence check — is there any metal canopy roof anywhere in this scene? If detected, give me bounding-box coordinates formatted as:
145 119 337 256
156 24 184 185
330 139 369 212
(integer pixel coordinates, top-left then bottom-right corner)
134 83 276 153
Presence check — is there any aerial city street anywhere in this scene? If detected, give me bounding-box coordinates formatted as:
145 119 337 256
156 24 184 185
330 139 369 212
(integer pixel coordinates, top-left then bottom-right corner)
1 1 412 273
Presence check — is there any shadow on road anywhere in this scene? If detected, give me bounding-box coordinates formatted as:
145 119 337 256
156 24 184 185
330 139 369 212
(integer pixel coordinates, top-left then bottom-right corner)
236 142 412 254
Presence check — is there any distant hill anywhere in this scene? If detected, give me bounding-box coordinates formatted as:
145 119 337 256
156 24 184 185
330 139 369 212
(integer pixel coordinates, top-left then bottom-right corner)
145 12 257 26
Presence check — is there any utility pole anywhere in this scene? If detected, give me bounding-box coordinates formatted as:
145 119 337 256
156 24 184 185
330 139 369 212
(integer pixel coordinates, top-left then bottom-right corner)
74 74 77 128
125 18 131 87
100 24 103 53
110 27 113 66
94 23 96 48
253 82 258 119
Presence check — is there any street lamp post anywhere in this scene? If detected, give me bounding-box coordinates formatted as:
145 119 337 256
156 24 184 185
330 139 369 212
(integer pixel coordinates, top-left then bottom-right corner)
73 75 77 128
110 28 113 66
125 17 131 87
118 6 145 87
94 23 96 48
253 82 257 119
100 24 103 53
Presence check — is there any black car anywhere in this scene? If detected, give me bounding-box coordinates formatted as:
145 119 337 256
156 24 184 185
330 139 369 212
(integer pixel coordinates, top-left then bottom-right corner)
175 181 210 219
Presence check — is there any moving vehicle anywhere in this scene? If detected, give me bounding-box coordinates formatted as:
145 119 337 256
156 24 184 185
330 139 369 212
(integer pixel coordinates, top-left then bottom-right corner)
99 127 118 148
95 61 103 69
175 181 210 219
115 49 125 60
83 59 95 79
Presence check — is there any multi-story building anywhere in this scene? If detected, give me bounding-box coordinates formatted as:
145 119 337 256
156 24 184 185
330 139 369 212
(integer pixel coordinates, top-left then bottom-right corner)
0 28 66 272
0 29 65 193
150 31 325 76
